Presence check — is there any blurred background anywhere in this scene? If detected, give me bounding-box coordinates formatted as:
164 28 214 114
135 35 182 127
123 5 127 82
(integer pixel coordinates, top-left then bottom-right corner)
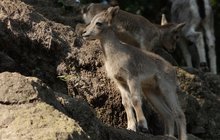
79 0 220 73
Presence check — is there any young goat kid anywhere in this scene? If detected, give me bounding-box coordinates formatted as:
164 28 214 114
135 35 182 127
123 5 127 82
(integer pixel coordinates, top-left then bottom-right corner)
82 3 185 53
170 0 216 73
82 7 187 140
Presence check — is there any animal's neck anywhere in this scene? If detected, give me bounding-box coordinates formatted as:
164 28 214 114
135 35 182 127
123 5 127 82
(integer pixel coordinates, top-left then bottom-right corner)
153 30 163 49
145 26 162 50
114 11 136 29
99 28 121 59
113 10 162 49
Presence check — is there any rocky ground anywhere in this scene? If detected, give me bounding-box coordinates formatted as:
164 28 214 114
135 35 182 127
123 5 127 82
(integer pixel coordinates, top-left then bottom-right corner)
0 0 220 140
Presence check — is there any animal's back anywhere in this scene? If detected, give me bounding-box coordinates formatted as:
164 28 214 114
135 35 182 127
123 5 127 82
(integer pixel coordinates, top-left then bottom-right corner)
105 42 174 79
113 10 157 37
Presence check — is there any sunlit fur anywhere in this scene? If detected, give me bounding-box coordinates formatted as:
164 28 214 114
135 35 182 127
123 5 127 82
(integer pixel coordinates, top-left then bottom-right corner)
82 7 187 140
81 3 185 53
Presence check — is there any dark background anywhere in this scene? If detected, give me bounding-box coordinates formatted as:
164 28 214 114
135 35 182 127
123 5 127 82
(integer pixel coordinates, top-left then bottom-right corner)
80 0 220 73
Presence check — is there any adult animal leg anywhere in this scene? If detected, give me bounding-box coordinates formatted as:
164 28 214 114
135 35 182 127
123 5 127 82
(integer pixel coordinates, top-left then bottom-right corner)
185 29 207 65
203 18 217 74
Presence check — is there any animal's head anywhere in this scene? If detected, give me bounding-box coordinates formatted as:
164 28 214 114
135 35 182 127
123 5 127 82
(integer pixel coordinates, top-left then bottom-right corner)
81 3 110 24
82 6 119 40
159 14 185 52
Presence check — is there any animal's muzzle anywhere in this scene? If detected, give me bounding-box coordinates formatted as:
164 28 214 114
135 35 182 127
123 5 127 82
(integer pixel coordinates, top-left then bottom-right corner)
82 31 89 38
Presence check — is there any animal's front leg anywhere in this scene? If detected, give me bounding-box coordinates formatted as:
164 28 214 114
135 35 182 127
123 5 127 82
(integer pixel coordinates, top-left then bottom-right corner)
116 81 137 131
127 78 149 133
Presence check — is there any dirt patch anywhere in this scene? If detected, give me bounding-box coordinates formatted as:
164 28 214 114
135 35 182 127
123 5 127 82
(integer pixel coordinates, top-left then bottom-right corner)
1 0 220 140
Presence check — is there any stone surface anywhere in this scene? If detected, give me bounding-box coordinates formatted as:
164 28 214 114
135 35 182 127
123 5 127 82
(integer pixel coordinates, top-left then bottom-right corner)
0 0 219 140
0 72 90 140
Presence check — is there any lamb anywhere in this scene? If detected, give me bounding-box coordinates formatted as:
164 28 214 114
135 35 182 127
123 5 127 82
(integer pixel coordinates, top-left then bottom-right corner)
170 0 216 74
82 6 187 140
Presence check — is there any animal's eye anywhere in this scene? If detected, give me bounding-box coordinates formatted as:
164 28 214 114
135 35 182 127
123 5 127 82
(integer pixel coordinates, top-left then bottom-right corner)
96 22 103 27
175 35 180 40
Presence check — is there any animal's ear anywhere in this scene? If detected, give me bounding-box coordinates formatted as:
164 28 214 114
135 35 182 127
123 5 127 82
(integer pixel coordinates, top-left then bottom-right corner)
106 6 119 18
161 14 168 26
172 23 185 32
82 3 94 13
105 6 119 25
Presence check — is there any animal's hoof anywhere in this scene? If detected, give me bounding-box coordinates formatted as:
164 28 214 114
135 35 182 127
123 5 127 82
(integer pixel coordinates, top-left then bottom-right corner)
199 62 209 72
137 126 150 133
127 126 137 132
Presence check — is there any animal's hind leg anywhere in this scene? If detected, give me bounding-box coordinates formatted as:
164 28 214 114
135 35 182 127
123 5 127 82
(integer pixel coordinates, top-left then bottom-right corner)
175 107 187 140
203 17 216 74
146 91 175 137
185 28 207 66
157 79 187 140
127 78 148 132
115 80 137 131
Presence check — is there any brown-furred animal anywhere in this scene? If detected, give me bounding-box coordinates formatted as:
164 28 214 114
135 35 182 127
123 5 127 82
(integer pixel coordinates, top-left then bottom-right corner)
81 3 185 53
82 7 187 140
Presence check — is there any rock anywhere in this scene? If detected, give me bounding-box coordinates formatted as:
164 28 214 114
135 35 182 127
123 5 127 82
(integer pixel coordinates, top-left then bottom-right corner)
177 68 220 139
0 72 90 140
187 134 202 140
0 72 38 104
0 0 218 140
0 52 16 72
0 0 76 84
0 72 176 140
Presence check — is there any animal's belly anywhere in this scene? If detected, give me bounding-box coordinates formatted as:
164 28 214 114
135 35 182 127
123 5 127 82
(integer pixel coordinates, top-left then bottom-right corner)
105 61 128 81
141 74 158 91
105 63 117 79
